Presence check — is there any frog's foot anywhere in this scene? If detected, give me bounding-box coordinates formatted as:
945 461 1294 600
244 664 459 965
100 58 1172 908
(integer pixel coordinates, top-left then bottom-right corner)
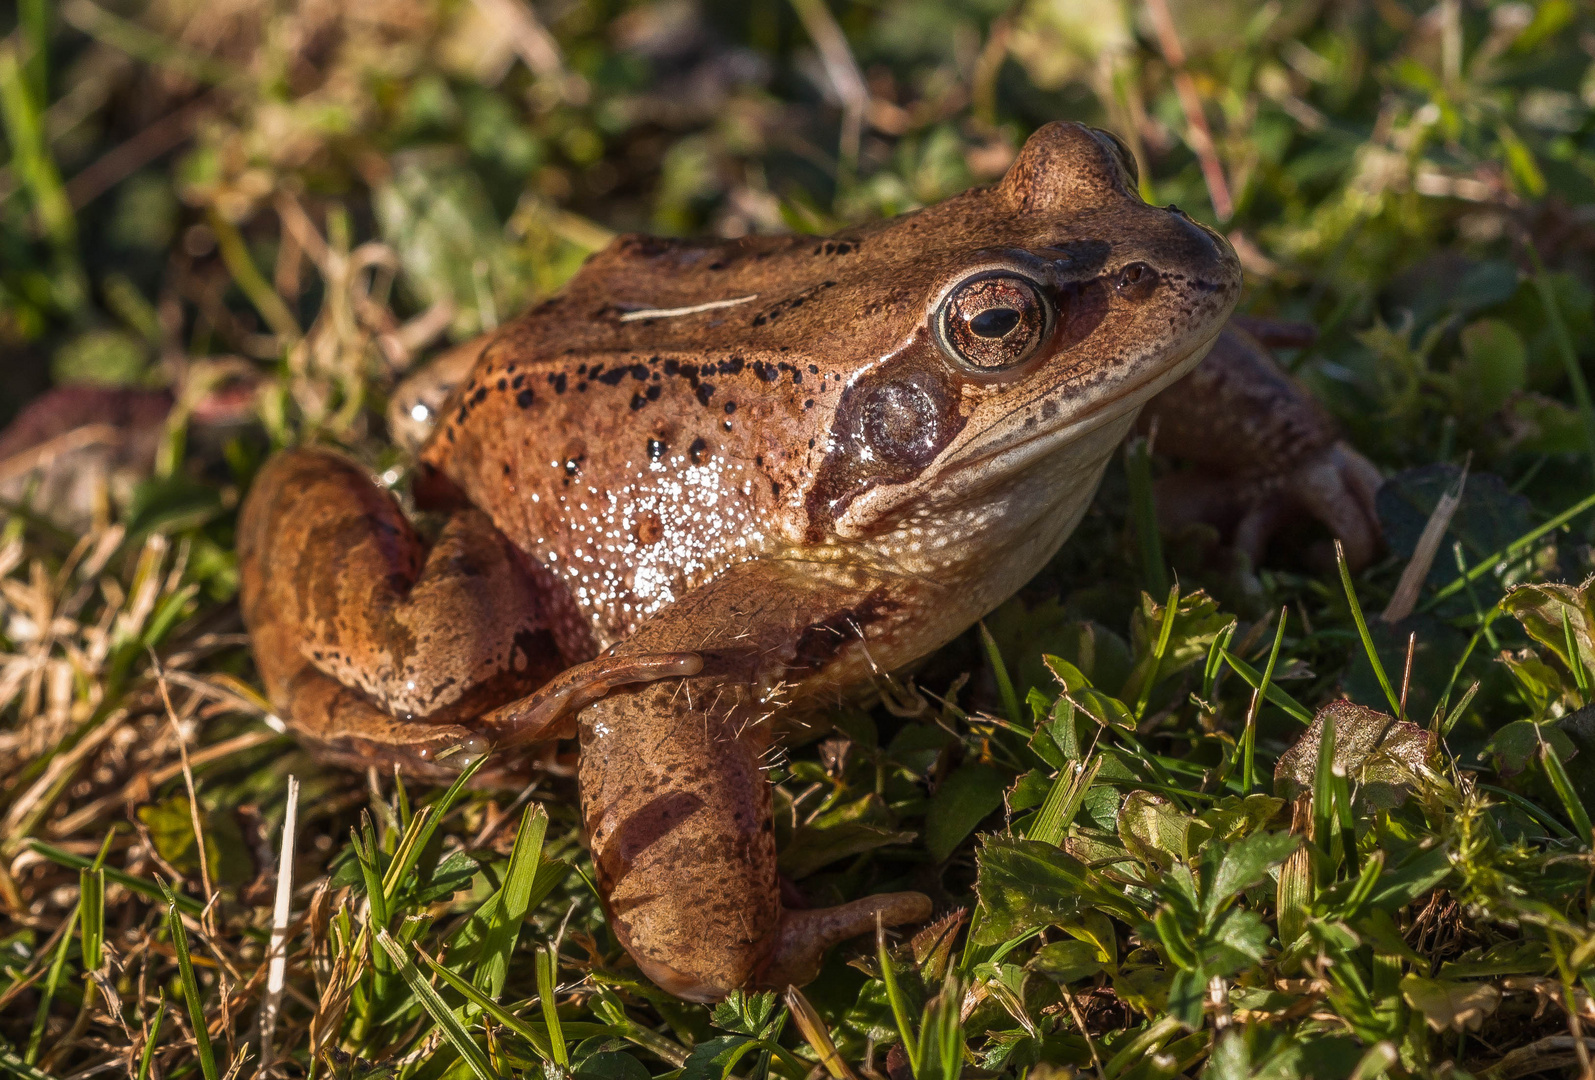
754 892 934 991
1156 439 1384 571
1141 322 1385 571
475 651 704 747
281 666 494 782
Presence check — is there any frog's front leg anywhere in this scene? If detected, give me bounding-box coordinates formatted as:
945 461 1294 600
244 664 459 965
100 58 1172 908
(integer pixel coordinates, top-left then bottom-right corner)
238 448 693 779
577 563 932 1001
1142 320 1385 569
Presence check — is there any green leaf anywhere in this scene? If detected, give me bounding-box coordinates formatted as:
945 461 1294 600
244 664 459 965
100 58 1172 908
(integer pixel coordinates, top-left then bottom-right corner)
973 837 1144 944
1399 974 1501 1032
679 1036 755 1080
1118 790 1205 870
135 795 252 886
1207 907 1272 970
1028 940 1107 985
925 763 1009 862
1503 580 1595 681
1499 650 1569 721
1122 589 1230 706
1201 832 1299 924
710 990 778 1038
1360 843 1453 912
1487 719 1576 777
1453 319 1527 416
1069 687 1137 732
1167 967 1206 1030
574 1053 651 1080
1153 907 1201 971
778 793 917 878
1274 701 1434 813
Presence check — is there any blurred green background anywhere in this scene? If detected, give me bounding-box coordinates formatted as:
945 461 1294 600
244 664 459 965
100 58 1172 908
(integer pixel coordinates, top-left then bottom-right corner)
3 0 1594 508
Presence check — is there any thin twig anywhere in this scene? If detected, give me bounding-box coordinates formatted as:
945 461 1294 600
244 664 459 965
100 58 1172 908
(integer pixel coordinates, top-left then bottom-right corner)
1142 0 1234 220
256 774 299 1075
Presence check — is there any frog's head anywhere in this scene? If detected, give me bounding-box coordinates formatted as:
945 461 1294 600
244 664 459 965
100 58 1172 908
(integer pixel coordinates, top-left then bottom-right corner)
806 122 1241 568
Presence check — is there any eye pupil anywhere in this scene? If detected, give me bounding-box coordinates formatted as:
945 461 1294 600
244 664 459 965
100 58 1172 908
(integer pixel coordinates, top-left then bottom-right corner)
970 308 1020 338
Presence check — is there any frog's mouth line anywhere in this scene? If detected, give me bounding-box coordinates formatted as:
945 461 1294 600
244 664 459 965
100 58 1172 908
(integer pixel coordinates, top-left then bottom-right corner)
935 326 1225 488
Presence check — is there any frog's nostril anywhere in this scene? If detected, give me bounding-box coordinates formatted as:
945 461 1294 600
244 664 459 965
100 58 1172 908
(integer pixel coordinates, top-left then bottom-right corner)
1115 262 1158 301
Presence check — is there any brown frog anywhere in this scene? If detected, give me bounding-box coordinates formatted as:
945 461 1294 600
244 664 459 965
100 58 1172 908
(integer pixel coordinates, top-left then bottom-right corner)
238 122 1373 1002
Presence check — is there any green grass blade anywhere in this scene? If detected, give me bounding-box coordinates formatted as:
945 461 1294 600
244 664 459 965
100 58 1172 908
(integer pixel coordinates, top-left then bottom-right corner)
1135 584 1180 720
1526 244 1595 484
404 752 489 865
412 945 557 1060
0 1045 60 1080
1242 607 1288 793
18 0 48 103
58 0 231 84
25 901 80 1064
1437 680 1480 738
0 45 76 257
161 889 218 1080
1125 435 1169 599
1027 756 1101 847
1539 737 1593 846
350 820 390 938
877 917 920 1076
380 804 435 903
1479 784 1575 839
978 622 1022 727
377 930 500 1080
1563 609 1591 700
476 803 549 999
1426 488 1595 608
24 842 207 918
1312 709 1338 884
80 867 104 974
535 944 568 1066
1103 1015 1183 1079
1336 543 1402 717
394 768 413 829
1202 622 1236 704
1217 650 1312 722
134 997 164 1080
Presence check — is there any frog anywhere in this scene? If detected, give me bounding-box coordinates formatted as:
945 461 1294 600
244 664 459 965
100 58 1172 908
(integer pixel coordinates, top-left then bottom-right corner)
237 121 1373 1002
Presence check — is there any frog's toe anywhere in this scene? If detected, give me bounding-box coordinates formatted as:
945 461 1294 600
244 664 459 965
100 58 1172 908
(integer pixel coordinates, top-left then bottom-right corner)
476 651 704 747
755 892 934 990
1158 440 1384 571
1283 440 1384 570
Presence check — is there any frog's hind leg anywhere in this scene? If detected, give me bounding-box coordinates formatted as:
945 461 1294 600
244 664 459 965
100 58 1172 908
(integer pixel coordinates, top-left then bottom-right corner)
238 446 577 775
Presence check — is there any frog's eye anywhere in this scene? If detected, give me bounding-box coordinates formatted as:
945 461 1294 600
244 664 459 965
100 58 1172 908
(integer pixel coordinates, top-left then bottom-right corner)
936 273 1052 370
